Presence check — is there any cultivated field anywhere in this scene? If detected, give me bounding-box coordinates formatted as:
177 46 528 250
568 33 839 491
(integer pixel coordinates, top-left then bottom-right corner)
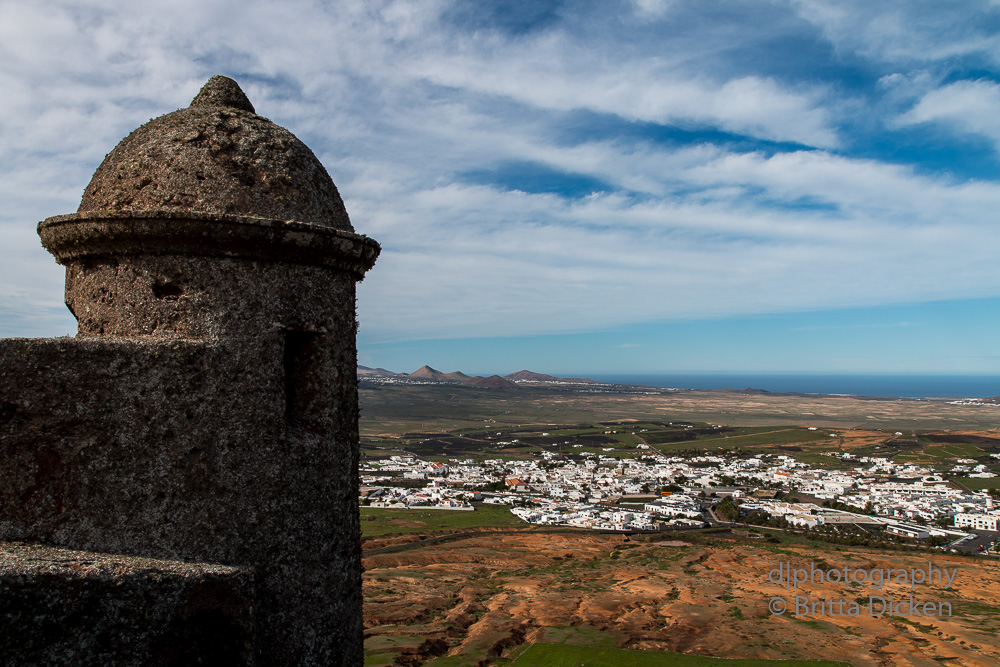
360 384 1000 439
360 384 1000 478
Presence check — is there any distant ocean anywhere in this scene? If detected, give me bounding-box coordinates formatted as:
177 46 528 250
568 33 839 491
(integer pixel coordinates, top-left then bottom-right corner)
584 373 1000 399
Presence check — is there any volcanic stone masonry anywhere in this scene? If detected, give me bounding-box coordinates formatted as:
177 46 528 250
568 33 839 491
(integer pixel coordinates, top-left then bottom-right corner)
0 75 379 666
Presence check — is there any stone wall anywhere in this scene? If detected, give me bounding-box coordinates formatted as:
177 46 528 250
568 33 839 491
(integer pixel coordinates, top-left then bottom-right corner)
0 542 255 666
0 329 363 664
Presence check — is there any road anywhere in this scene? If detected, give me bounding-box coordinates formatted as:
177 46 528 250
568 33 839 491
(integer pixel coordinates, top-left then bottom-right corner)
950 529 1000 555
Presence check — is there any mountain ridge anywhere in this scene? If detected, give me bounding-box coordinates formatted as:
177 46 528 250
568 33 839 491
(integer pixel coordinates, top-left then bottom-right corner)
357 365 597 388
407 365 472 383
504 370 598 384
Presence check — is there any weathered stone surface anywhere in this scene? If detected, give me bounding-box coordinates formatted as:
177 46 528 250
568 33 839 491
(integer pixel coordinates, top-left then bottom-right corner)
0 543 254 667
0 542 254 666
0 76 376 666
55 248 359 340
79 75 353 230
190 74 256 113
38 212 380 280
0 310 362 665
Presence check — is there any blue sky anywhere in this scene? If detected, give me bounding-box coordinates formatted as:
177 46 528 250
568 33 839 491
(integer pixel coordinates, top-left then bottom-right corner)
2 1 1000 376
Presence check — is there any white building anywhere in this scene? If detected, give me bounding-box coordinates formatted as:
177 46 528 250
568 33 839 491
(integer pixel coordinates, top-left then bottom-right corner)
954 513 1000 531
886 524 930 539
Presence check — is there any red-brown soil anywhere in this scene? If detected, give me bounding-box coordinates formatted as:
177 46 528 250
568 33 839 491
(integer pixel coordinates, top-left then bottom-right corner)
364 530 1000 666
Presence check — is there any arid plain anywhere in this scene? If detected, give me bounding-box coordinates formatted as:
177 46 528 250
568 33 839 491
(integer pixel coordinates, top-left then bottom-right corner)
360 383 1000 436
359 383 1000 666
363 528 1000 666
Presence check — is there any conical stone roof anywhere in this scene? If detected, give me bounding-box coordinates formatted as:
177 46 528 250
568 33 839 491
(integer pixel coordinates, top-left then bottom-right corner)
79 75 353 231
38 76 379 278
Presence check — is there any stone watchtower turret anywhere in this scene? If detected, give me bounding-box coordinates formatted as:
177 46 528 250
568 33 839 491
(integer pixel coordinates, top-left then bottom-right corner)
0 76 378 665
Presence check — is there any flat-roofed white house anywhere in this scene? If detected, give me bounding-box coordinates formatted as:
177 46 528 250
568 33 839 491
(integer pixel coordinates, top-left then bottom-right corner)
954 513 1000 531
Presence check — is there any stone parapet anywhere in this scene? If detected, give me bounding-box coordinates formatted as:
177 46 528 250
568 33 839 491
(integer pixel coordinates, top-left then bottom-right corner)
0 333 362 664
0 541 255 666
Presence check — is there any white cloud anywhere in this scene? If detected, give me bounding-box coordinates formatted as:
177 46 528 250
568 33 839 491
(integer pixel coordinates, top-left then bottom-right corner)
897 79 1000 151
631 0 675 21
684 149 1000 222
791 0 1000 65
354 150 1000 341
409 40 838 148
1 0 999 347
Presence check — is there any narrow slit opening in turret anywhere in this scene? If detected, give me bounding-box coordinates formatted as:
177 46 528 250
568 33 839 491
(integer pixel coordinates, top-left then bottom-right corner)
283 331 323 435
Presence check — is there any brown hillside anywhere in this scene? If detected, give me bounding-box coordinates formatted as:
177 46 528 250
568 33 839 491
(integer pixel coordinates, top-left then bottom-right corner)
358 366 402 377
364 530 1000 666
407 366 471 382
407 365 443 379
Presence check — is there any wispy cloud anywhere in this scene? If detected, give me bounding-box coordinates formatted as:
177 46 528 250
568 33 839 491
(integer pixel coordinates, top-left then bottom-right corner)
791 0 1000 65
1 0 998 351
897 79 1000 152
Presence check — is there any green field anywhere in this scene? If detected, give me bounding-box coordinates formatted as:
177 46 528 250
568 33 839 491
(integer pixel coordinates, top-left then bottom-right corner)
422 626 850 667
684 426 833 449
890 441 1000 469
956 476 1000 491
364 635 427 667
361 503 525 537
921 442 987 458
507 644 850 667
363 415 848 462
